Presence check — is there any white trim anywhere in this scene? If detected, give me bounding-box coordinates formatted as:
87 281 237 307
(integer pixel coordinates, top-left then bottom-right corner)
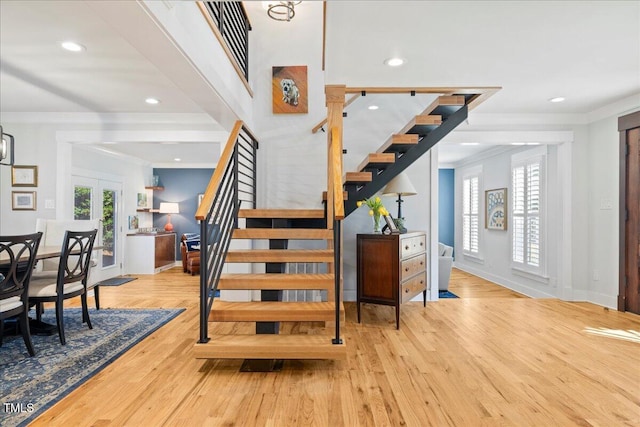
0 112 221 125
586 92 640 123
511 266 550 284
443 130 575 145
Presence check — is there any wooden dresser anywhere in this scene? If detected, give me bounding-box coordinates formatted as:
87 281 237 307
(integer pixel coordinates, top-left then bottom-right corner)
356 231 427 329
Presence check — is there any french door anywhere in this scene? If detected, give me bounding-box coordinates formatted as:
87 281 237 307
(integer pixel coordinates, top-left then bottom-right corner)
72 176 123 282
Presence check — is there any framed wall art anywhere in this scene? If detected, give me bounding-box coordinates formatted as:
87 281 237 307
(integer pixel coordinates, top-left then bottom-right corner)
12 191 36 210
272 65 308 114
485 188 507 230
11 165 38 187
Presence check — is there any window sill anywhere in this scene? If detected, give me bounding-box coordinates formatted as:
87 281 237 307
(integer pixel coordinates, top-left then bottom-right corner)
463 253 484 264
512 266 549 284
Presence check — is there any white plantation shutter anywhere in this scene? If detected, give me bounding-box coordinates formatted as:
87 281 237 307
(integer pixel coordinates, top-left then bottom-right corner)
463 174 480 255
511 150 545 274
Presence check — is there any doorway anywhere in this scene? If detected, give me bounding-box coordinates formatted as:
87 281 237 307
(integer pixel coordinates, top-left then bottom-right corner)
619 111 640 314
72 175 124 283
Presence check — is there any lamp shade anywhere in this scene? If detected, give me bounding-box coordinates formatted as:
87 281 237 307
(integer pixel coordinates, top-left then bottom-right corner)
381 173 417 197
159 202 180 214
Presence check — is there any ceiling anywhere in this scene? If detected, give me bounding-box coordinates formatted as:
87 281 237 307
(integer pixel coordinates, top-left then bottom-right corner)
1 1 639 166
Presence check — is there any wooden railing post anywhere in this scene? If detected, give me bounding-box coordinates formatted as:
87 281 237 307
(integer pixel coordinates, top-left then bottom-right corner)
325 84 346 228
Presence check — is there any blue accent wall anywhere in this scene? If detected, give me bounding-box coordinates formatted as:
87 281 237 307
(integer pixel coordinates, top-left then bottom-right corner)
152 168 213 260
438 169 455 248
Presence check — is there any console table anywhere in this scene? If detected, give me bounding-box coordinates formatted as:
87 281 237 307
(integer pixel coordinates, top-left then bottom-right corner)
125 232 176 274
357 231 427 329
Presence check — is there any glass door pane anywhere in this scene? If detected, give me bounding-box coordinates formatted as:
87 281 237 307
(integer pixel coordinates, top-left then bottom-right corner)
74 185 93 220
102 188 117 268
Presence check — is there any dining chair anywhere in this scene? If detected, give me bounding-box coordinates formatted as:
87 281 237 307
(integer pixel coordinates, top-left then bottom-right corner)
0 232 43 356
28 229 97 345
34 218 101 310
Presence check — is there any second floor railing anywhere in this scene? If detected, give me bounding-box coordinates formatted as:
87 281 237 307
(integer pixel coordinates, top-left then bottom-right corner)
199 1 251 81
196 121 258 343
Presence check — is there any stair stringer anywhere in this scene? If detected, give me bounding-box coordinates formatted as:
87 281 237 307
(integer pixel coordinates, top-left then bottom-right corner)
344 104 469 216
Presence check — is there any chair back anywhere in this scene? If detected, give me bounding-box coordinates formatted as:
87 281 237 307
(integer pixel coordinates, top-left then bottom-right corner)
35 219 100 272
0 233 43 301
56 229 97 291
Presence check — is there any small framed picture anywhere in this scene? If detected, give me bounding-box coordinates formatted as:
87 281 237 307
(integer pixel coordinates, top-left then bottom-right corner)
128 215 139 230
12 191 36 210
382 214 400 234
486 188 507 230
11 165 38 187
137 192 148 208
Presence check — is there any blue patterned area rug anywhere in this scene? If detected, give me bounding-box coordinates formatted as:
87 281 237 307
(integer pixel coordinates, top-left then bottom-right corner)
438 290 460 299
0 308 184 427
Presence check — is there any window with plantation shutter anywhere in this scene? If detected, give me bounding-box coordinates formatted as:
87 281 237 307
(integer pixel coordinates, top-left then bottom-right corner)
462 172 481 257
511 149 545 275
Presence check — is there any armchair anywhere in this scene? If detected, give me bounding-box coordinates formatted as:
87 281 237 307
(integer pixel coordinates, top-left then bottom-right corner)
438 243 454 291
180 233 200 276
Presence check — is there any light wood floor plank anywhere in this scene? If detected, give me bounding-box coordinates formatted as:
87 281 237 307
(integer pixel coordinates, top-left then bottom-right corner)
28 267 640 426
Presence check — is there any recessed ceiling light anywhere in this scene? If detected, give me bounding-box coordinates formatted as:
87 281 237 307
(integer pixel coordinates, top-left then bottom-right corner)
384 57 404 67
102 141 117 145
549 97 565 103
174 158 181 162
461 142 479 146
368 105 379 110
61 41 85 52
145 98 160 105
511 142 527 146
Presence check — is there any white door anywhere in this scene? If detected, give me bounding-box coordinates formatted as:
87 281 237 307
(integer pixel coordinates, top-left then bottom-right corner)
72 176 124 282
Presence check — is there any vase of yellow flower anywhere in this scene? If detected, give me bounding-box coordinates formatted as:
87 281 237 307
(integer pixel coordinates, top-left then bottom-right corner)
357 196 388 233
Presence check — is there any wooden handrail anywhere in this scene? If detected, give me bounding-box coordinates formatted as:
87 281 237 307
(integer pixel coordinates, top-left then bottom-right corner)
196 121 243 221
312 86 500 134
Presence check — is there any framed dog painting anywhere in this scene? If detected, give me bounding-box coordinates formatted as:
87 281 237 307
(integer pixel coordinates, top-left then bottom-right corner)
272 65 308 114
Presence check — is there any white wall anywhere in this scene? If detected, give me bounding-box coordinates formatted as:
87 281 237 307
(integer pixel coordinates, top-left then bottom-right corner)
453 144 563 298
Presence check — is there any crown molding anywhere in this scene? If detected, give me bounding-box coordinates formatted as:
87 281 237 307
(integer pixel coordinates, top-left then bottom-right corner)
0 112 220 126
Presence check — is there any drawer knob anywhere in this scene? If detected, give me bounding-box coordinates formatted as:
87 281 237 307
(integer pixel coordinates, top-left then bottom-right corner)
420 261 424 265
420 280 424 284
405 268 409 272
405 288 409 293
405 245 409 250
420 242 424 246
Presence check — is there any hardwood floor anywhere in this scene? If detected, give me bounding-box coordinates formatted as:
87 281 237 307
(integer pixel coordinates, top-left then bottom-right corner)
31 267 640 426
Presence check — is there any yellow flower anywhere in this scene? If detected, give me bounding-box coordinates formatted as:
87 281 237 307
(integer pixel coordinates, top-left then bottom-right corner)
359 196 387 217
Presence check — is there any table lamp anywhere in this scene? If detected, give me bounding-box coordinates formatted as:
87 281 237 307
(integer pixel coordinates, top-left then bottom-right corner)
159 202 179 232
381 172 417 233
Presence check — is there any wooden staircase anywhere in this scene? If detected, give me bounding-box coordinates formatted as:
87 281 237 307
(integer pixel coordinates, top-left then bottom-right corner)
194 208 346 361
343 95 469 214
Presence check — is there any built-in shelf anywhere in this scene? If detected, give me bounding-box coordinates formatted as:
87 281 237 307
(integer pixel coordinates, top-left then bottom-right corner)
145 186 164 191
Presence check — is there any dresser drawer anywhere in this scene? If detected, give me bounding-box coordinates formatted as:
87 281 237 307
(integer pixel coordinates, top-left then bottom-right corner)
401 234 426 258
401 272 426 303
401 253 426 281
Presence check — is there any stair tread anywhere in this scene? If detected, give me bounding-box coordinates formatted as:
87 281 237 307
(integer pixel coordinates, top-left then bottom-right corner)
194 334 347 360
233 228 333 239
219 273 334 290
226 249 334 263
357 152 396 172
209 301 344 322
379 134 420 153
344 171 372 183
239 209 325 219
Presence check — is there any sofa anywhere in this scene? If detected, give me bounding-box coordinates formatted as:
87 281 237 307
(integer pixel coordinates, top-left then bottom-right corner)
438 243 454 291
180 233 200 275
